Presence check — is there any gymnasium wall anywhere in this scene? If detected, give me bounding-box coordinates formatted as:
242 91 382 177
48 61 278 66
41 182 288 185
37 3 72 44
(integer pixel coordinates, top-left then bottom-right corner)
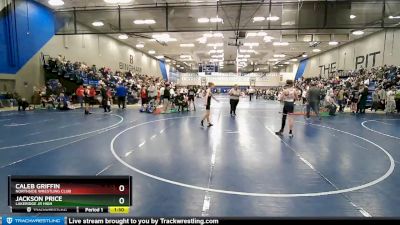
0 0 55 100
41 34 163 78
0 1 163 101
0 0 55 74
302 28 400 78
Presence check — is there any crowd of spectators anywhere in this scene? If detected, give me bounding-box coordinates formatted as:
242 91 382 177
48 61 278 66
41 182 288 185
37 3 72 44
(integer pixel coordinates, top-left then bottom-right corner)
39 55 205 113
292 65 400 114
4 54 400 116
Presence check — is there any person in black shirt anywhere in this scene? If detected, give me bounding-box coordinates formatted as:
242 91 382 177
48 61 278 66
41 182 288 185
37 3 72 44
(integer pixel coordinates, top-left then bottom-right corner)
163 84 171 113
357 85 369 114
201 82 219 127
100 85 111 112
187 86 196 111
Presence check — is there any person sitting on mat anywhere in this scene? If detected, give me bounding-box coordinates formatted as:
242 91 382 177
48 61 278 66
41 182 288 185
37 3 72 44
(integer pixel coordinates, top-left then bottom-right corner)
325 93 337 116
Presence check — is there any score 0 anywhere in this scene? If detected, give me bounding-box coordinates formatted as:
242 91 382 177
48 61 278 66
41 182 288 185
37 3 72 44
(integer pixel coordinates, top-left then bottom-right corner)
108 184 130 214
118 185 126 205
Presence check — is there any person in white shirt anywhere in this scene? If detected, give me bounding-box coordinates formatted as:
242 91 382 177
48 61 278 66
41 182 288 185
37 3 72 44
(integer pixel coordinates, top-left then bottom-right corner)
229 84 241 116
170 87 175 98
160 86 165 104
325 93 337 116
248 86 255 101
386 86 396 113
301 86 308 104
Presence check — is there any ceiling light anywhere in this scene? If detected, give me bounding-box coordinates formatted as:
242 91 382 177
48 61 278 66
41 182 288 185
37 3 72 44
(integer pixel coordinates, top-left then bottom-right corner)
273 54 285 58
92 21 104 27
352 30 364 35
133 20 145 24
198 18 210 23
165 59 171 62
144 19 156 24
104 0 132 4
133 19 156 25
118 34 128 40
237 54 250 58
180 43 195 47
246 32 258 37
136 43 144 48
257 31 267 36
152 34 176 42
273 42 289 46
312 49 321 53
278 65 284 67
290 59 298 62
148 50 156 54
155 55 164 59
388 15 400 19
152 34 169 39
329 41 339 46
350 14 356 19
48 0 64 6
210 17 223 23
268 59 279 62
266 16 280 21
253 16 265 22
284 62 290 64
239 49 255 53
302 54 308 57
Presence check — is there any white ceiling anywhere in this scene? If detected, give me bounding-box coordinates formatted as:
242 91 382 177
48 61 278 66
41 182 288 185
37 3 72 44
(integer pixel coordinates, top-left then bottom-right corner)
35 0 400 72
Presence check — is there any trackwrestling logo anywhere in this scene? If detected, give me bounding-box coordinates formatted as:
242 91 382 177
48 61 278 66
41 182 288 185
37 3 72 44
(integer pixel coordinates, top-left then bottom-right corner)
3 217 64 225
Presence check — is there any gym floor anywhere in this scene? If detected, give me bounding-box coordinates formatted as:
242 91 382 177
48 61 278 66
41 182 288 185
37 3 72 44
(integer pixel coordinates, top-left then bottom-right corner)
0 96 399 217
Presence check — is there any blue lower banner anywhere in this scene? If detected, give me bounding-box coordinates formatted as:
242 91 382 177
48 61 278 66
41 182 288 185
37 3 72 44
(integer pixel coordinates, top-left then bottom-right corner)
2 217 65 225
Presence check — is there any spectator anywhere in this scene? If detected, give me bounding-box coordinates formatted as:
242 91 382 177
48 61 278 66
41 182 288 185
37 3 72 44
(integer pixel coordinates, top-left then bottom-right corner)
18 98 30 111
100 85 111 113
357 84 369 114
75 85 85 108
116 83 128 109
140 86 148 106
325 93 337 116
386 86 396 113
337 87 345 112
306 82 321 120
371 88 380 112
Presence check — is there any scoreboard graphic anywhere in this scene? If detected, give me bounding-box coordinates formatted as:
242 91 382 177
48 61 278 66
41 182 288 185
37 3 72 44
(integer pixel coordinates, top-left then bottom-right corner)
8 176 132 213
